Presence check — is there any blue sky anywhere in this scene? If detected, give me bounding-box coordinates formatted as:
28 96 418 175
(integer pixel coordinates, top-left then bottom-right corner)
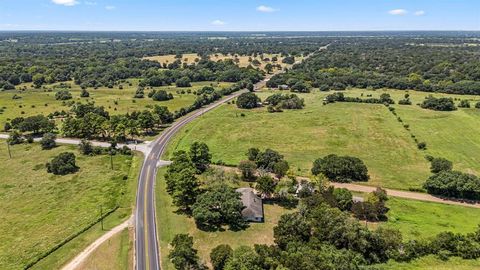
0 0 478 31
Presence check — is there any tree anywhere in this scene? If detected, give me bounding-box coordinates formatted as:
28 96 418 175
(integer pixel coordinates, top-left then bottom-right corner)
273 160 289 179
430 157 453 173
423 171 480 200
282 56 295 64
176 76 192 87
192 185 245 230
79 139 94 155
154 105 174 124
238 160 257 181
172 167 200 211
420 96 456 111
224 246 262 270
211 244 233 270
236 92 260 109
458 100 471 108
265 63 273 74
55 90 72 100
312 154 369 183
476 102 480 109
168 234 202 270
256 175 276 198
247 148 260 161
254 148 284 172
7 130 23 145
134 87 144 98
40 132 56 150
46 152 79 175
189 142 212 173
151 90 174 101
273 213 311 249
332 188 353 211
80 89 90 98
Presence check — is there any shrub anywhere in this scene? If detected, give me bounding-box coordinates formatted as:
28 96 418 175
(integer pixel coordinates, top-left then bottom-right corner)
238 160 257 181
430 157 453 173
40 132 57 150
312 154 369 182
46 152 79 175
476 102 480 109
417 142 427 150
7 130 23 145
458 100 471 108
55 90 72 100
211 245 233 270
79 139 93 155
80 89 90 98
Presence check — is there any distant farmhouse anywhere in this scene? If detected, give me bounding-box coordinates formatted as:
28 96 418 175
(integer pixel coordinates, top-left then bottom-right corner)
236 188 264 222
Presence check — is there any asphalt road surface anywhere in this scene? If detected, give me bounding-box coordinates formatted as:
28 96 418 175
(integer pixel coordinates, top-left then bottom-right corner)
134 88 250 270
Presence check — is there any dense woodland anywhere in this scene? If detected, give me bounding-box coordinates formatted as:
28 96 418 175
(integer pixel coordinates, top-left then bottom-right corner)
268 35 480 95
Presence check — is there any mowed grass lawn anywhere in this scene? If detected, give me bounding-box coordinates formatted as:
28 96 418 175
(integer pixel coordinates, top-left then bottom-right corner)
0 80 231 127
0 142 140 269
156 168 291 269
166 91 430 190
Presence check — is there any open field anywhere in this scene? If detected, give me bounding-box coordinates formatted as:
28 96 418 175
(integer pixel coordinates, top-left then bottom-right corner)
165 90 431 190
144 53 302 71
0 80 231 128
0 141 142 270
339 89 480 177
75 228 132 270
155 168 292 269
374 197 480 240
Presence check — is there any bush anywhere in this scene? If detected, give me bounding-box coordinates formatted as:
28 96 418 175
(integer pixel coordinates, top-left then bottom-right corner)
40 132 57 150
430 157 453 173
80 89 90 98
46 152 79 175
312 154 369 182
133 87 144 98
476 102 480 109
458 100 471 108
265 93 305 110
236 92 260 109
55 90 72 100
211 245 233 270
417 142 427 150
7 130 23 145
424 171 480 200
79 139 93 155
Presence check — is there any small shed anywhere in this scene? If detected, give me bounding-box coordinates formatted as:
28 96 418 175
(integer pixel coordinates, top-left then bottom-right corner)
277 84 290 90
236 188 264 222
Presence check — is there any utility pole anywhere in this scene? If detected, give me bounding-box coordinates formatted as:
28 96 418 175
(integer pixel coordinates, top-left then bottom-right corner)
6 141 11 159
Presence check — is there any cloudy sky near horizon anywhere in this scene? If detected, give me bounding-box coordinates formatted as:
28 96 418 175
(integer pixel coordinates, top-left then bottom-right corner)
0 0 478 31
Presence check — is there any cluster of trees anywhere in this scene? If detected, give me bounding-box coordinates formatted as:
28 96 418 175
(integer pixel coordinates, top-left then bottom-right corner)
324 92 394 105
265 93 305 112
267 36 480 95
423 156 480 200
62 103 173 140
4 115 55 135
311 154 369 183
245 148 290 179
420 96 457 111
148 89 174 101
165 143 249 230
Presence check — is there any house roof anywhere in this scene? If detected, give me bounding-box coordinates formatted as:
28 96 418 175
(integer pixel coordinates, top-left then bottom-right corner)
236 188 264 218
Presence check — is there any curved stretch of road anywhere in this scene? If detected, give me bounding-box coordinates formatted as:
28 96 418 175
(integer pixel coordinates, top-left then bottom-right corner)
134 88 250 270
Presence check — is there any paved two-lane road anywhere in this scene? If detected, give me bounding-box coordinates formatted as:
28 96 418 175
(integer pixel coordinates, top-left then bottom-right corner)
134 88 250 270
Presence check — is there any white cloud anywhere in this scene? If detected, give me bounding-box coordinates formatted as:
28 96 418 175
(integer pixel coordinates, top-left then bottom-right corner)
105 5 115 10
388 9 408 16
211 20 226 26
51 0 78 6
85 1 97 5
257 5 277 13
414 10 426 16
